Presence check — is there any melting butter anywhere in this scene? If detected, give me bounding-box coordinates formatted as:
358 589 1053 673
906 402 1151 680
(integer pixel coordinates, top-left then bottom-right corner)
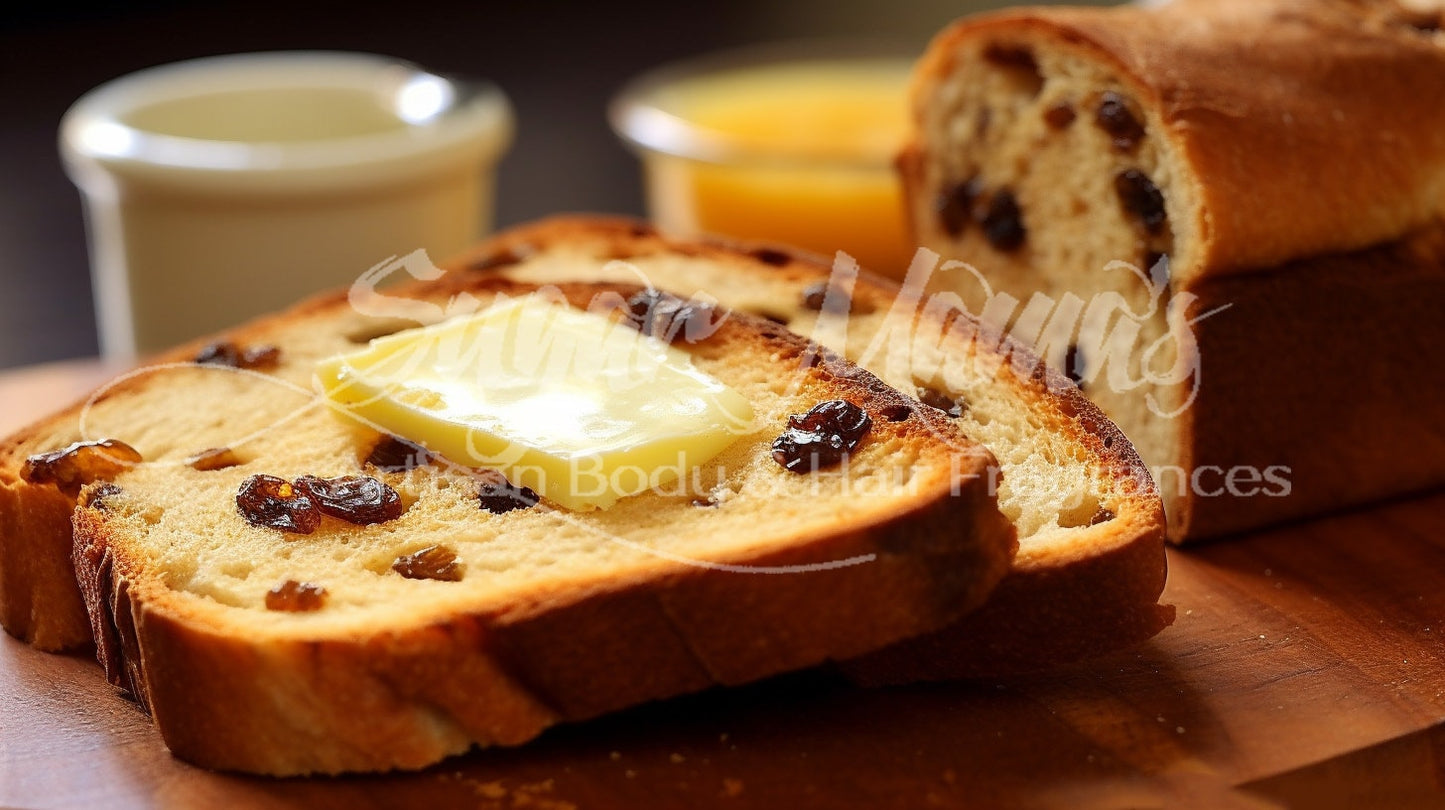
315 295 754 509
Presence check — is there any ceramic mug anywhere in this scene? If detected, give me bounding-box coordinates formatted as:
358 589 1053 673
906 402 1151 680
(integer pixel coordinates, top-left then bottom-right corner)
61 51 514 359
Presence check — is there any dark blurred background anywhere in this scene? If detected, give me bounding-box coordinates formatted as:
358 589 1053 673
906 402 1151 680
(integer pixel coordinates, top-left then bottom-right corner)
0 0 1110 369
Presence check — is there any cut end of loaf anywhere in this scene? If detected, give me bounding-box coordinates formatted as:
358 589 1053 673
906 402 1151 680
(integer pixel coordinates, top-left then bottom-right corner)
907 20 1194 284
902 18 1207 529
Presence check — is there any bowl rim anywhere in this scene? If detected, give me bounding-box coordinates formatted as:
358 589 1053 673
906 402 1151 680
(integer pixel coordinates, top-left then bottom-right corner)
608 39 917 171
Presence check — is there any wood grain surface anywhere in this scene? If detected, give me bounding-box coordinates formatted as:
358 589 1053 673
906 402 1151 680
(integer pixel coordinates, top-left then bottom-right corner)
2 362 1443 809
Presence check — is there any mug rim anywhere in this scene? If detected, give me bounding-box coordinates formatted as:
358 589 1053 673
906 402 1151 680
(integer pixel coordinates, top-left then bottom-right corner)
60 51 514 181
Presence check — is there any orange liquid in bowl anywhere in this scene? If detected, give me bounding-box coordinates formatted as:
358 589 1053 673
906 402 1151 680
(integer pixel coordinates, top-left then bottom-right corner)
626 61 915 277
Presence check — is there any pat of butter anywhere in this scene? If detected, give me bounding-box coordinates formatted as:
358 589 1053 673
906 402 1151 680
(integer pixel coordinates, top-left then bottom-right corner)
315 295 754 510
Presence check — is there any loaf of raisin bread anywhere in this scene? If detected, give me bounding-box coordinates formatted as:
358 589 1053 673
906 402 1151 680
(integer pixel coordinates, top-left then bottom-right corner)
477 217 1170 681
899 0 1445 540
8 277 1014 774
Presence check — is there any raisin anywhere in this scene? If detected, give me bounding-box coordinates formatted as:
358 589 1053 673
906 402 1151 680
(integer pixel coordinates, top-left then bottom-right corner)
365 435 434 472
980 189 1027 251
194 341 240 367
800 281 860 316
265 580 327 612
1089 507 1116 526
236 474 322 534
918 387 966 418
1065 344 1087 388
1043 103 1076 129
800 283 829 310
1115 169 1168 234
186 447 242 471
771 400 873 473
936 176 983 238
194 341 281 370
392 545 464 581
477 471 539 514
242 345 281 368
1095 92 1145 152
749 248 791 266
796 347 827 369
625 289 720 344
82 482 124 510
294 474 403 525
21 439 142 495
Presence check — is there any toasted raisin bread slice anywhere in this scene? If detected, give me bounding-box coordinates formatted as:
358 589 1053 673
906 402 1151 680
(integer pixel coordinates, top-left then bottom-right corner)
474 216 1170 681
6 277 1013 775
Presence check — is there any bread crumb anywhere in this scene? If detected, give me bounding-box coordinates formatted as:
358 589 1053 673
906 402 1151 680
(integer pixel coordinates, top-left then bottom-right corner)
670 753 686 764
625 769 637 779
722 777 744 797
609 751 621 761
476 781 507 799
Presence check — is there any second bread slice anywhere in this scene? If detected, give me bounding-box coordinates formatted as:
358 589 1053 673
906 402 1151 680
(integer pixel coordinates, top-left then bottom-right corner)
480 216 1170 680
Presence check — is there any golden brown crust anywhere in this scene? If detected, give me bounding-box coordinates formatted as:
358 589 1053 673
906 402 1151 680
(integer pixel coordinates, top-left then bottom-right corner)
64 276 1015 775
0 476 91 650
841 518 1173 682
467 215 1170 679
1173 218 1445 538
80 502 1010 775
910 0 1445 280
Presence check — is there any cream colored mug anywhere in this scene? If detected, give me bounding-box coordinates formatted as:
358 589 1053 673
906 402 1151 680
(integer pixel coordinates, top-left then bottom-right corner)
61 51 513 360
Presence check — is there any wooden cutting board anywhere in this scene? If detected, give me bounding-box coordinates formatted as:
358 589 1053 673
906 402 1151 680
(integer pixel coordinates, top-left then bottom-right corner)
2 361 1443 809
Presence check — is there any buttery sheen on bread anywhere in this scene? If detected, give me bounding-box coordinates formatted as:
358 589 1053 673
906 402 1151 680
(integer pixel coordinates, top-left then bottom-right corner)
899 0 1445 540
